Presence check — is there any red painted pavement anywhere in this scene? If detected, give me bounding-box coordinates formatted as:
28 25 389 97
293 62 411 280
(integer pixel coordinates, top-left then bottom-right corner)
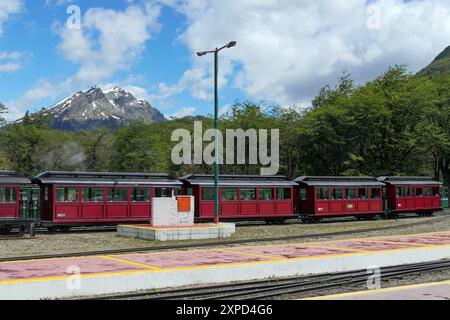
116 250 273 269
0 257 144 282
231 245 357 259
2 231 450 284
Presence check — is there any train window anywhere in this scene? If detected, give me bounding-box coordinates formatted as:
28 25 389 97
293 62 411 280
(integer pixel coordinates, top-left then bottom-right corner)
442 188 449 197
331 188 343 200
259 189 274 200
299 188 307 201
202 188 215 200
154 188 172 198
371 188 381 199
82 188 104 202
345 189 356 199
424 188 431 197
241 189 256 201
56 188 78 202
277 188 291 200
174 188 183 196
358 188 368 199
222 188 238 201
44 187 49 201
0 188 16 203
107 188 128 202
406 187 414 197
133 188 151 202
56 188 64 202
433 187 440 197
416 188 423 197
396 187 405 198
316 188 329 200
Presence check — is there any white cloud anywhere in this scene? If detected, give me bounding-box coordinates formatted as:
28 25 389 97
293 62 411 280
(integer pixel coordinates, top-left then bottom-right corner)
6 80 57 120
0 62 21 73
45 0 75 5
157 0 450 105
0 0 23 36
168 106 196 119
58 4 161 86
7 3 162 120
0 50 26 73
0 1 25 75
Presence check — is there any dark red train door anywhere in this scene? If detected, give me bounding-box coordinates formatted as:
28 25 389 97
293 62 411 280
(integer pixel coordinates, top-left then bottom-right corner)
415 186 425 210
343 188 357 213
221 187 239 217
315 188 330 215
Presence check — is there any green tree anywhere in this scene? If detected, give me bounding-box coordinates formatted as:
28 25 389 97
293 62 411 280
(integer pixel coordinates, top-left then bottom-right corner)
80 127 113 171
0 124 46 177
113 122 169 173
0 103 6 126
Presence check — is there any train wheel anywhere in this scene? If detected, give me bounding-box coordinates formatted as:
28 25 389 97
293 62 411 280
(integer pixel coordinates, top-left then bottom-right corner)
0 226 12 234
47 226 57 232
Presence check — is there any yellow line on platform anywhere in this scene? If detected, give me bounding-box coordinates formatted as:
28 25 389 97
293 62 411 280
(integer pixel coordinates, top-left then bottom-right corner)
303 280 450 300
354 239 425 246
100 256 163 271
0 270 152 286
301 244 372 254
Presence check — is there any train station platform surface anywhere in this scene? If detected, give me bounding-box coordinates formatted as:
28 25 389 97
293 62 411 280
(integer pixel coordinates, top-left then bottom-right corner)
2 231 450 299
307 280 450 300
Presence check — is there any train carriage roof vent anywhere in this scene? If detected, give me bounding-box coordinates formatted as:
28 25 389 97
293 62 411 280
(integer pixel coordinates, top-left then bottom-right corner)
32 171 182 186
377 176 442 185
294 176 385 187
180 174 297 187
0 171 31 184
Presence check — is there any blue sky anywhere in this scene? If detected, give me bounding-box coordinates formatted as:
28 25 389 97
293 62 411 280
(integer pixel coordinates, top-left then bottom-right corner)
1 0 450 120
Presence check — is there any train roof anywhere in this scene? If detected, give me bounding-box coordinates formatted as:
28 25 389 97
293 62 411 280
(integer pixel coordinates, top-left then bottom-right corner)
33 171 182 186
377 176 442 186
180 174 297 187
295 176 385 187
0 171 31 185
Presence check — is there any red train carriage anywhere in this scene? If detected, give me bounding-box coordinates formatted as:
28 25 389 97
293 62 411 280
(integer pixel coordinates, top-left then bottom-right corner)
33 171 181 229
0 171 40 233
180 174 297 223
295 176 385 222
377 176 442 216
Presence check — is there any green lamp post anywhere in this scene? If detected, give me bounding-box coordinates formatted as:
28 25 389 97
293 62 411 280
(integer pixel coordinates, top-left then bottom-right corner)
197 41 237 224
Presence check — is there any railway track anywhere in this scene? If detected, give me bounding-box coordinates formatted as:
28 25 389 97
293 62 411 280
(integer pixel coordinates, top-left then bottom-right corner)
0 214 448 262
92 259 450 300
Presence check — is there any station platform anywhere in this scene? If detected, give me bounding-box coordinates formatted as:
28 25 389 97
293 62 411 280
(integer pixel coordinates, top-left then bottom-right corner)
2 231 450 299
307 280 450 300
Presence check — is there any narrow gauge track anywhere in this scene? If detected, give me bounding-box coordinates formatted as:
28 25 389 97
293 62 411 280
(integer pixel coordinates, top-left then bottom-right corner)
2 211 448 237
94 260 450 300
0 214 448 262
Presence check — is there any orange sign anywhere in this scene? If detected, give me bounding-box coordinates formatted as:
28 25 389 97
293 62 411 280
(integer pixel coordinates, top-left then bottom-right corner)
177 196 191 212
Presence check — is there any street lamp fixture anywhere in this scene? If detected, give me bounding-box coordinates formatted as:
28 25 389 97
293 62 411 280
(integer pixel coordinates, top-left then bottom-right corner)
196 41 237 224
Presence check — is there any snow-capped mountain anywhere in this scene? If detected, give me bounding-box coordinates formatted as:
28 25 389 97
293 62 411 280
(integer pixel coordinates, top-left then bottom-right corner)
39 87 166 130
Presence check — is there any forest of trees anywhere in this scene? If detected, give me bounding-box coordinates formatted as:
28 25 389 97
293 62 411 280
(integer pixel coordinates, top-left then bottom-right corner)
0 65 449 186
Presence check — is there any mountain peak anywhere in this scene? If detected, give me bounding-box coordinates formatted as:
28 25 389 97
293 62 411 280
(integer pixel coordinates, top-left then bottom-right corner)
38 87 166 131
417 45 450 77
